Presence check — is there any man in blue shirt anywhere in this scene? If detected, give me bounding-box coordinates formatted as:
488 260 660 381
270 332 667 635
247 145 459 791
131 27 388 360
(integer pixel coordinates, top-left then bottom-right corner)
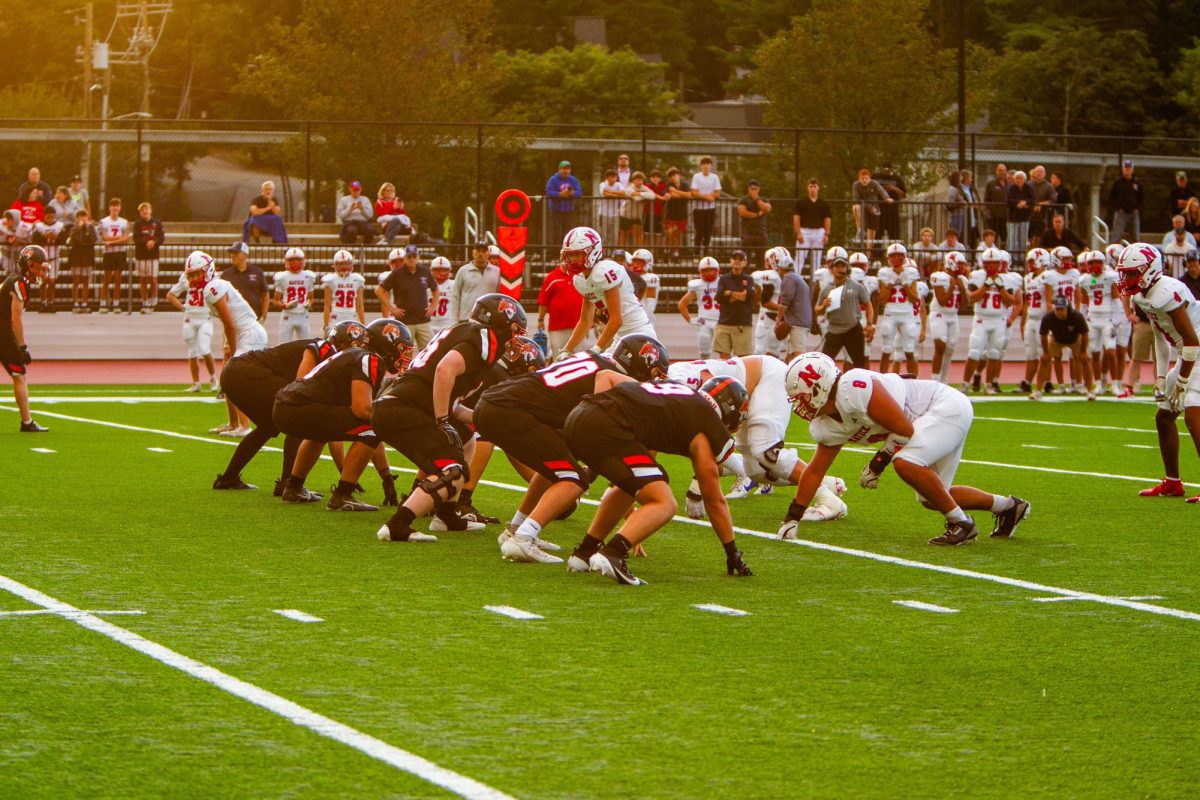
545 160 582 246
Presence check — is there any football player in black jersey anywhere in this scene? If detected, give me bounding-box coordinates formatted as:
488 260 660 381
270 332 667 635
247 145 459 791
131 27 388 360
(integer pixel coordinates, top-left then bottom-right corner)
563 376 754 585
476 334 669 564
374 293 526 542
2 245 49 432
273 320 412 511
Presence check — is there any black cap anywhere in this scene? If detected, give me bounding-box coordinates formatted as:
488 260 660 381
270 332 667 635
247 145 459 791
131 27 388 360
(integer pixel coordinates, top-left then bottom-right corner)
473 240 489 250
731 249 748 260
747 179 760 188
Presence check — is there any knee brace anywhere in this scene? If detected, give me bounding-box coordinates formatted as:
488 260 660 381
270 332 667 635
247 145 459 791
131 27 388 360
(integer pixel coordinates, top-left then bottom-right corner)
418 463 468 503
967 347 984 361
747 442 801 486
986 348 1003 361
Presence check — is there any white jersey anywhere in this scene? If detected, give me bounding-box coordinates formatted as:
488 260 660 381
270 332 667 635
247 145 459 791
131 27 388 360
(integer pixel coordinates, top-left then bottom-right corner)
752 269 782 324
878 266 922 317
274 269 317 316
1078 270 1118 318
968 269 1007 319
100 216 129 253
204 277 259 334
574 259 654 337
929 271 966 315
914 281 929 318
429 278 454 332
1042 268 1079 306
322 272 365 322
686 277 722 324
1133 276 1200 350
170 274 210 318
809 369 950 448
667 358 747 390
640 271 660 319
1002 272 1023 312
812 267 833 293
1023 271 1048 319
33 220 65 263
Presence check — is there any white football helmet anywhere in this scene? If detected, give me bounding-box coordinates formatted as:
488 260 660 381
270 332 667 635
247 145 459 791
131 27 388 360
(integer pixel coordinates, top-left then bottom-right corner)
1116 242 1163 296
885 242 907 266
430 255 452 275
560 226 603 275
981 246 1004 274
284 247 305 271
487 244 501 264
1051 246 1075 270
944 251 969 274
999 249 1012 271
848 251 869 269
184 250 216 288
388 247 406 263
1083 249 1106 274
698 256 720 279
826 245 849 265
332 249 354 276
764 245 794 272
785 353 841 421
630 248 654 273
1105 243 1125 268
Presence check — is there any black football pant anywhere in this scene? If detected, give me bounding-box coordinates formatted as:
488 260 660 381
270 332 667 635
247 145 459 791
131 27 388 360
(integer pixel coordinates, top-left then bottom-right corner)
218 356 301 482
821 324 868 369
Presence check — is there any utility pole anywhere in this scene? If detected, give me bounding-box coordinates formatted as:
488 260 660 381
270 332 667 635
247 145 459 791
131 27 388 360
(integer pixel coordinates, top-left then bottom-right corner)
80 3 95 189
957 0 966 170
137 0 153 201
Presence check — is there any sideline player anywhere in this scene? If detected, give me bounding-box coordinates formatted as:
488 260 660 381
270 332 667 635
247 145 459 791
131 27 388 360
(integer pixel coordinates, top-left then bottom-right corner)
1 245 50 431
185 251 268 360
1019 248 1052 393
629 248 659 324
1041 246 1081 391
754 246 788 358
322 249 366 331
166 265 219 392
1115 244 1200 500
780 353 1031 545
929 251 969 384
273 247 317 343
428 256 454 333
1077 249 1120 393
564 377 755 585
961 247 1015 394
876 243 921 376
678 256 722 358
558 227 656 356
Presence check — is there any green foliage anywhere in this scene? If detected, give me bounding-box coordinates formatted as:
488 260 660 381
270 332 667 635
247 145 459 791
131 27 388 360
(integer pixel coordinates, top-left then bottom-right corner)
1167 38 1200 137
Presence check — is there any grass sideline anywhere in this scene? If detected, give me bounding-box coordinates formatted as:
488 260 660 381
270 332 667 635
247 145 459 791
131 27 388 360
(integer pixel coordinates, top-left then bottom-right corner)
1 390 1198 798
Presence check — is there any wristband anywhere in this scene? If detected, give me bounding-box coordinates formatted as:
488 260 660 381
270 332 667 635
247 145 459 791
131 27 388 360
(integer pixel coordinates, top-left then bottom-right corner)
785 500 807 522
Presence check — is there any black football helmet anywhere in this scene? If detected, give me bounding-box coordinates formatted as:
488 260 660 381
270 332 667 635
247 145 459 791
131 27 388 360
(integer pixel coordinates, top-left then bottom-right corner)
17 244 48 281
366 318 414 373
502 335 547 376
328 320 369 351
699 376 750 434
611 334 670 382
470 293 527 346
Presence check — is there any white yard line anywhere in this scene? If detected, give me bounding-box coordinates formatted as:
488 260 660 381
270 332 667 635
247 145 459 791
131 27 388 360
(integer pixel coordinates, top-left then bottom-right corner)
0 608 144 618
28 396 221 404
483 605 544 621
7 405 1200 625
147 447 174 453
272 609 324 623
893 600 959 614
1021 444 1058 450
692 603 750 617
1031 594 1164 603
0 574 515 800
1124 444 1156 449
29 448 56 454
974 415 1160 434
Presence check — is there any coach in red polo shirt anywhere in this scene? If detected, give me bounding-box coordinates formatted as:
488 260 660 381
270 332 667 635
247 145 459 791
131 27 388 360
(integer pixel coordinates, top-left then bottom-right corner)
537 263 585 357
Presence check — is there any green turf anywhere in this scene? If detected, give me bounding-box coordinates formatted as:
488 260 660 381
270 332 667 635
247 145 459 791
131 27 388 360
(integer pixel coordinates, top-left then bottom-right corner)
1 391 1198 798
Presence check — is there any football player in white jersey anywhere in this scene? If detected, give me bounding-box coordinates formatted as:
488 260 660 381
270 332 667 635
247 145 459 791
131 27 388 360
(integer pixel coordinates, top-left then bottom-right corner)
849 252 879 307
427 256 454 333
875 243 922 376
1019 248 1053 392
272 247 317 343
322 249 366 331
1041 246 1082 391
629 248 659 323
997 249 1025 393
1106 243 1137 394
678 256 722 358
754 246 789 358
667 355 849 518
1117 244 1200 500
558 226 655 356
1077 249 1121 393
186 250 268 357
910 262 930 365
929 251 969 383
166 267 218 392
961 247 1016 394
809 249 836 337
779 352 1031 545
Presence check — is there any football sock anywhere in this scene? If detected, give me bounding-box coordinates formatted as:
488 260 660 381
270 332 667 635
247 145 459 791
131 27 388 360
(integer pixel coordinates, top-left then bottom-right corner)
434 503 460 525
944 506 969 523
280 435 301 482
458 488 475 505
387 506 417 532
722 540 739 557
286 474 305 490
688 477 701 495
605 534 633 558
335 480 357 496
515 519 542 541
510 511 528 527
225 427 272 479
990 495 1015 513
574 534 604 559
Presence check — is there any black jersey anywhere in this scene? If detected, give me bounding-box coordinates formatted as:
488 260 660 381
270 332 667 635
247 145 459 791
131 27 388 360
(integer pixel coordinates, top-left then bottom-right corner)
244 338 335 381
480 352 619 429
379 321 501 407
581 380 733 460
275 347 385 407
0 275 30 337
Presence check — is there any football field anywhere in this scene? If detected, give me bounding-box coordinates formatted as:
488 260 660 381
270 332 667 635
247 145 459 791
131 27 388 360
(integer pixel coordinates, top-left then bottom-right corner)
1 388 1198 799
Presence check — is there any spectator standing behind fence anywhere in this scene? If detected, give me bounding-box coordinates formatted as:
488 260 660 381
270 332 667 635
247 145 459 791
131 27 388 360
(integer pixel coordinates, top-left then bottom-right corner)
1171 171 1195 218
793 178 830 273
17 168 52 208
1162 215 1198 250
620 172 655 248
375 182 411 244
12 187 44 226
337 180 375 244
1006 170 1034 255
911 227 940 276
1182 251 1200 298
49 187 77 234
946 171 967 243
983 163 1008 247
851 168 891 250
132 202 165 314
32 206 64 313
1028 166 1056 248
243 180 288 244
1108 160 1143 243
1039 212 1084 253
713 249 756 358
66 209 95 313
98 198 129 314
68 175 91 218
450 241 500 323
375 244 437 349
596 168 624 245
939 228 967 259
1 209 30 274
1161 224 1195 278
873 163 906 242
690 156 722 254
664 167 690 257
737 180 771 267
1049 172 1072 213
536 259 586 357
645 169 667 245
960 171 981 247
545 160 581 246
615 153 631 187
1184 197 1200 236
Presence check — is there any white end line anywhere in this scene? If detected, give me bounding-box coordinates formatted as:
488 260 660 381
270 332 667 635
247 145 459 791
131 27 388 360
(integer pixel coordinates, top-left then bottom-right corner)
893 600 959 614
30 447 56 454
273 609 324 623
693 603 750 617
0 608 144 618
0 575 514 800
483 605 543 621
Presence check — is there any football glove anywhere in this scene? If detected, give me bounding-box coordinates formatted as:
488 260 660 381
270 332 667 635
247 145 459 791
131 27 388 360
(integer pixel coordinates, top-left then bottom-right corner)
859 449 893 489
553 349 574 363
685 490 706 520
726 549 753 576
19 345 31 365
436 416 463 451
1170 378 1189 414
284 301 298 310
1154 376 1168 404
380 473 399 506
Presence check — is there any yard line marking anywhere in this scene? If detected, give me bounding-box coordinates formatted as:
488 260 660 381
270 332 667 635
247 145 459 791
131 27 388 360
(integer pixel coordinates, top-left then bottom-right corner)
1124 444 1156 449
693 603 750 617
0 574 516 800
1021 444 1058 450
147 447 173 453
893 600 959 614
0 608 144 618
1031 594 1164 603
29 447 56 454
974 415 1161 434
273 609 324 623
9 406 1200 626
27 396 221 404
483 605 544 621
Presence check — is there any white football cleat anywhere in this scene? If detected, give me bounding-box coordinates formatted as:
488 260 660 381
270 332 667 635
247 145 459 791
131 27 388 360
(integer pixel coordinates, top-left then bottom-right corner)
822 476 848 496
724 476 757 500
184 382 201 393
430 515 485 532
208 422 233 434
777 519 799 540
497 524 516 547
567 553 592 573
376 524 437 542
685 491 706 520
500 536 564 564
532 537 561 552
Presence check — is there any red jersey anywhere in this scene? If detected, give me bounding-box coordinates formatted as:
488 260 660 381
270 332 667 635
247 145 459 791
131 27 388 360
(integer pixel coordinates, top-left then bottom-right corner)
537 267 584 332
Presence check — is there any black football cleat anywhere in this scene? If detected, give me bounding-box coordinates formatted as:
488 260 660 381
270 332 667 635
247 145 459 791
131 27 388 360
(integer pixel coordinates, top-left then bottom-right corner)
726 550 754 576
213 473 257 490
327 489 378 512
19 420 49 433
990 496 1031 538
971 374 982 392
1019 380 1032 393
929 517 979 546
458 502 500 525
281 484 322 504
588 549 647 585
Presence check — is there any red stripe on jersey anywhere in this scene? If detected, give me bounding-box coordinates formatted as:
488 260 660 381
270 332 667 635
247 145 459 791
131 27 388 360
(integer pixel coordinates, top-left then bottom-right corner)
347 424 372 435
433 459 462 470
487 330 499 363
544 460 574 469
623 454 655 466
15 281 28 304
369 355 379 387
